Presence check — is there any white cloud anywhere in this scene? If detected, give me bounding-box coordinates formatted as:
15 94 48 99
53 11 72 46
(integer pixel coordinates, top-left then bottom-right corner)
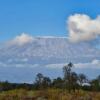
45 59 100 69
45 63 67 69
67 14 100 42
0 61 39 68
75 59 100 69
91 59 100 65
11 33 33 46
0 58 100 69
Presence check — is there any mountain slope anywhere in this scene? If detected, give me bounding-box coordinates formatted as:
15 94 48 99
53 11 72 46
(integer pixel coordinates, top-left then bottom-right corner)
0 37 99 67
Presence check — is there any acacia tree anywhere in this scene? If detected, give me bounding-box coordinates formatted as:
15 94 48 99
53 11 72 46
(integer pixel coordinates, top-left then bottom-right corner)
63 62 73 93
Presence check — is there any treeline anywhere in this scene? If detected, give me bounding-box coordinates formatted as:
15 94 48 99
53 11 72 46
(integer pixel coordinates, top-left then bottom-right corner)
0 62 100 92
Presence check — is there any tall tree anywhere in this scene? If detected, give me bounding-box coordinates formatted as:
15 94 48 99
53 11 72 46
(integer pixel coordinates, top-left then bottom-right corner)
63 62 73 93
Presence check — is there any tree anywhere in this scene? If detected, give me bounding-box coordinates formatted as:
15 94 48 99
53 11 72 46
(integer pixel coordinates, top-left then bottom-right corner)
90 75 100 91
42 77 51 88
35 73 44 89
90 79 99 91
97 75 100 85
78 73 87 87
70 72 78 92
63 62 73 93
35 73 51 89
52 77 64 88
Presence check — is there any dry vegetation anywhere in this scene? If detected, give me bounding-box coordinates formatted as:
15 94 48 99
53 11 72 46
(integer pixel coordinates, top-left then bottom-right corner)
0 89 100 100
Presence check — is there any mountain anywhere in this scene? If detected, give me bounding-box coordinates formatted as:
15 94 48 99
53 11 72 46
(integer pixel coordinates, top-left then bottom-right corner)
0 37 100 66
0 36 100 82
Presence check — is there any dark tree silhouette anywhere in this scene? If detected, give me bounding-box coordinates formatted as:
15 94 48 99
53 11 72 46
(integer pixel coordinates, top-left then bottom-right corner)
35 73 44 89
52 77 64 88
90 75 100 91
70 72 78 92
42 77 51 88
78 73 87 87
63 62 73 93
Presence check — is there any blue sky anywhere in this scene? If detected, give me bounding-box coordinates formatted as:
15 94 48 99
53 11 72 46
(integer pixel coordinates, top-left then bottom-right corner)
0 0 100 41
0 0 100 82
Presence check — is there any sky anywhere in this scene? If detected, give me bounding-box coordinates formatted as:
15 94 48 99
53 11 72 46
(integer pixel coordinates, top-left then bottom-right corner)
0 0 100 41
0 0 100 82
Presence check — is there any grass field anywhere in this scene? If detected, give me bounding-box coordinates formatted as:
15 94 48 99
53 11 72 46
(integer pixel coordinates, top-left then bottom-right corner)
0 89 100 100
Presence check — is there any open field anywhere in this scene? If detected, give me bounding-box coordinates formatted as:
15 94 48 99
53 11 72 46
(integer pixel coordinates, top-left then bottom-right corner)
0 89 100 100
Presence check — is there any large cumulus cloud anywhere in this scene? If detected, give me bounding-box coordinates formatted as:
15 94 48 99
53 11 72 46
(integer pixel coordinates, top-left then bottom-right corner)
67 14 100 42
